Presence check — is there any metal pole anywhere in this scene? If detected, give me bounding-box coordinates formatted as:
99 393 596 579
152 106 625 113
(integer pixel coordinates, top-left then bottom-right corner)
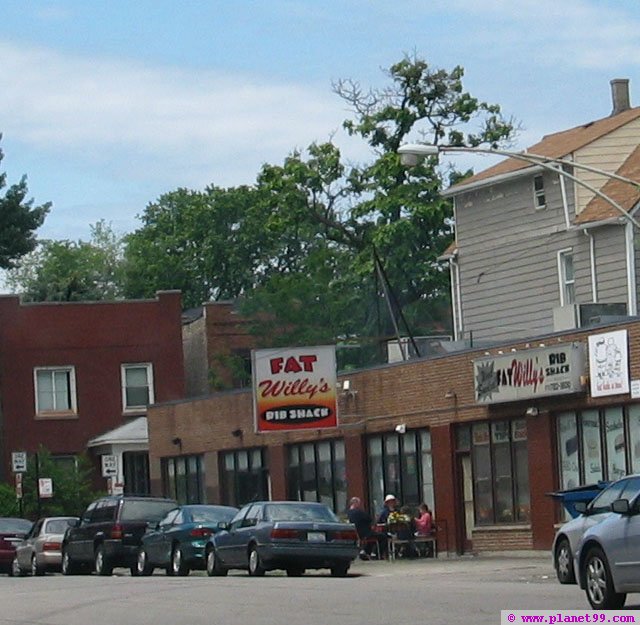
35 452 41 518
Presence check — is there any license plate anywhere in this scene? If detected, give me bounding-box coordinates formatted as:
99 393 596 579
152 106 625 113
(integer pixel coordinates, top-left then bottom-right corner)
307 531 325 543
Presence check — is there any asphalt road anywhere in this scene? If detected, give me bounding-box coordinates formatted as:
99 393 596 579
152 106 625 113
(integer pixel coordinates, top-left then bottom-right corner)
1 554 637 625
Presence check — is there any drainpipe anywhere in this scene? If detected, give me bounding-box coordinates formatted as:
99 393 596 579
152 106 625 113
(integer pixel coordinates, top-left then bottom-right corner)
625 220 637 315
585 229 598 302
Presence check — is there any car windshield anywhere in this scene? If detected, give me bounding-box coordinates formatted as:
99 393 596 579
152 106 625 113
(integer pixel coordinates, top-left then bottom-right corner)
44 519 77 534
121 500 177 522
265 504 338 523
0 518 32 534
190 507 237 524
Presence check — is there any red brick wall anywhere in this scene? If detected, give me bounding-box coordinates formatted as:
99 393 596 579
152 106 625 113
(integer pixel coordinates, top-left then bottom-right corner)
0 291 185 481
149 318 640 553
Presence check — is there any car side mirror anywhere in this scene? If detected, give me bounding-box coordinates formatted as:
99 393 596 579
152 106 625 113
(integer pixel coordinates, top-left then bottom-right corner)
612 498 631 515
217 521 230 531
574 501 587 514
69 519 80 528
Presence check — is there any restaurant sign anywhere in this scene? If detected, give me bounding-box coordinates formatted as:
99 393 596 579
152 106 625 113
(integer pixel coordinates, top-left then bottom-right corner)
474 342 586 404
252 345 338 433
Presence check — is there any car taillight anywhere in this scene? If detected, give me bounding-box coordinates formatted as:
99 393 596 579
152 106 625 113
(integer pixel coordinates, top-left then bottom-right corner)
270 528 300 539
110 524 123 539
42 541 61 551
333 529 358 541
190 528 212 538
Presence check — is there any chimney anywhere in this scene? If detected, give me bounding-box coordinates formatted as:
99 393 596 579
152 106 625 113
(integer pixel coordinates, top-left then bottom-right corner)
611 78 631 115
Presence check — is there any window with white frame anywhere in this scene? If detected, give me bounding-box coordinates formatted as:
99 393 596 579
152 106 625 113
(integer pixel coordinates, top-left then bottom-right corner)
121 363 154 412
34 367 77 415
557 249 575 305
533 175 546 209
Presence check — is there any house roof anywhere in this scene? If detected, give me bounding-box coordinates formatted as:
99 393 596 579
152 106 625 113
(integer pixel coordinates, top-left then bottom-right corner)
575 145 640 224
87 416 148 447
449 106 640 191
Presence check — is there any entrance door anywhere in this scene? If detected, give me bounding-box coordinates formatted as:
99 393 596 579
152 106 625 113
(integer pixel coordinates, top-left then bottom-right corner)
459 453 474 553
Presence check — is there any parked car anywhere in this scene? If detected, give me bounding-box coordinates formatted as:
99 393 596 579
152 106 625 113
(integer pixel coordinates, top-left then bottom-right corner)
205 501 359 578
576 485 640 609
61 495 177 576
0 518 33 575
552 475 640 584
13 516 78 576
136 504 238 576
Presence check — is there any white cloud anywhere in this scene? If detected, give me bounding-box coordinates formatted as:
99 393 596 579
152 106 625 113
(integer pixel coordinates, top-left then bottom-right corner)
0 40 359 189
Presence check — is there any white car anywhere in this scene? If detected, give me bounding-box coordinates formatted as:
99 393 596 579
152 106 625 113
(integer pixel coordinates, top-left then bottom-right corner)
552 476 640 584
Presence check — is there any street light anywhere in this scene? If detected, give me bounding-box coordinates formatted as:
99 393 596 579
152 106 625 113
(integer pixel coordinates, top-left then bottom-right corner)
398 143 640 229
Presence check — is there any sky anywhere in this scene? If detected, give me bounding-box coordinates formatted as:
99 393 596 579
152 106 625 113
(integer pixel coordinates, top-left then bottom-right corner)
2 0 640 242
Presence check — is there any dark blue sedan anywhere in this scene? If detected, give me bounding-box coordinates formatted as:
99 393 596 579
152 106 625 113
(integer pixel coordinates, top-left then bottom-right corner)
136 504 238 576
205 501 359 578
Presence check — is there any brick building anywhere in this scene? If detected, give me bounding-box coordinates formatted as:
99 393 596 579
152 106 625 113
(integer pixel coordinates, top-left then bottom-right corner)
147 317 640 555
0 291 185 492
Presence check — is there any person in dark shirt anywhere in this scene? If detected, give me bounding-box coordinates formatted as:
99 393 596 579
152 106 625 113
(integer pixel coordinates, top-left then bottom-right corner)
347 496 387 559
377 494 398 524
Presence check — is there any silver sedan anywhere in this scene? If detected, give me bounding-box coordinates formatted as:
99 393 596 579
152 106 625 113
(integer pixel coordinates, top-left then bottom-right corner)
13 516 79 576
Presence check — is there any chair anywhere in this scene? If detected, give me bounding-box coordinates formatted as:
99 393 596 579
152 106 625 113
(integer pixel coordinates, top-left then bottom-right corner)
359 534 382 560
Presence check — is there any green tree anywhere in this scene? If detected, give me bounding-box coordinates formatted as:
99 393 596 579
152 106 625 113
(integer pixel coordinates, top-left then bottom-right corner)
247 55 516 346
123 186 263 309
0 135 50 269
6 220 125 302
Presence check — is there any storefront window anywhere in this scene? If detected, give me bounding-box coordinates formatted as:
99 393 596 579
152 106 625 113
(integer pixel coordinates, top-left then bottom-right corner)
555 406 640 489
287 439 346 514
367 429 434 518
161 455 205 504
220 448 268 507
470 420 529 526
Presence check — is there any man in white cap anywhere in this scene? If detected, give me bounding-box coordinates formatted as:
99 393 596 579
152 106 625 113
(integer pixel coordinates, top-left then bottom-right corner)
377 494 398 524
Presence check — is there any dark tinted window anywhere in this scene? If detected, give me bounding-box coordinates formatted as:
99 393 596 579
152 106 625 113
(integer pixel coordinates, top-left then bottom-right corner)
619 477 640 501
120 500 177 522
93 502 117 523
189 506 237 524
265 503 338 522
0 518 32 533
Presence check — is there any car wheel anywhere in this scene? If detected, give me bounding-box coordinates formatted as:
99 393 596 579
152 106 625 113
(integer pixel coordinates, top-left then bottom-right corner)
330 562 350 577
286 567 305 577
136 548 154 576
206 546 228 577
248 546 266 577
555 538 575 584
31 554 44 577
10 556 24 577
61 549 78 576
171 545 190 576
584 547 626 609
95 545 113 576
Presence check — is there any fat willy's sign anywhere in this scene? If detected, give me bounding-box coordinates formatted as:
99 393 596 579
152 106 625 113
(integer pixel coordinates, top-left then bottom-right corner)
474 342 586 404
252 345 338 433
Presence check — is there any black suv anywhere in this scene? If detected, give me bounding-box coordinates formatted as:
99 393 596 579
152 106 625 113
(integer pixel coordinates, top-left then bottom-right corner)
61 495 177 575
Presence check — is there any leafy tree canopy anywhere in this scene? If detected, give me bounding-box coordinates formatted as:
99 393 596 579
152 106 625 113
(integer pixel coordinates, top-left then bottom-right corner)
0 135 50 269
6 220 125 302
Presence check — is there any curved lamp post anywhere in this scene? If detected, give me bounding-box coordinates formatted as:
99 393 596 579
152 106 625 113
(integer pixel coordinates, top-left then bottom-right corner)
398 143 640 229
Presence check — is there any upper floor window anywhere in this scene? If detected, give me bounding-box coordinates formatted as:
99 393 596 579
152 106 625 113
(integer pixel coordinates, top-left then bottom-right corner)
533 175 546 209
558 249 575 305
121 363 154 412
34 366 77 416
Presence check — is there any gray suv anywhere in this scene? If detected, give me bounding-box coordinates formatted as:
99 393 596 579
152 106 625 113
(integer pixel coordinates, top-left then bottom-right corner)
61 496 177 576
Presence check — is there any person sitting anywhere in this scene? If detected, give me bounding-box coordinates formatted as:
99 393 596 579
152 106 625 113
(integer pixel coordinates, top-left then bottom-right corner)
377 494 398 524
415 503 433 536
414 503 434 557
347 496 387 559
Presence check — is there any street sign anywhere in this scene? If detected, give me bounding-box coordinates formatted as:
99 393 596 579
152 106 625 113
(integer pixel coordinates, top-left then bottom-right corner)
101 455 118 478
38 478 53 498
109 477 124 496
11 451 27 473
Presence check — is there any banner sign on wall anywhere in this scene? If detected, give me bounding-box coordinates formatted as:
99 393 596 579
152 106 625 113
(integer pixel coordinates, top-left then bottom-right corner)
252 345 338 433
588 329 629 397
474 342 586 404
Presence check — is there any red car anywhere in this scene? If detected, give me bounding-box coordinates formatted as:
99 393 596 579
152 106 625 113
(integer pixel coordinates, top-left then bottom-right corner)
0 518 33 574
